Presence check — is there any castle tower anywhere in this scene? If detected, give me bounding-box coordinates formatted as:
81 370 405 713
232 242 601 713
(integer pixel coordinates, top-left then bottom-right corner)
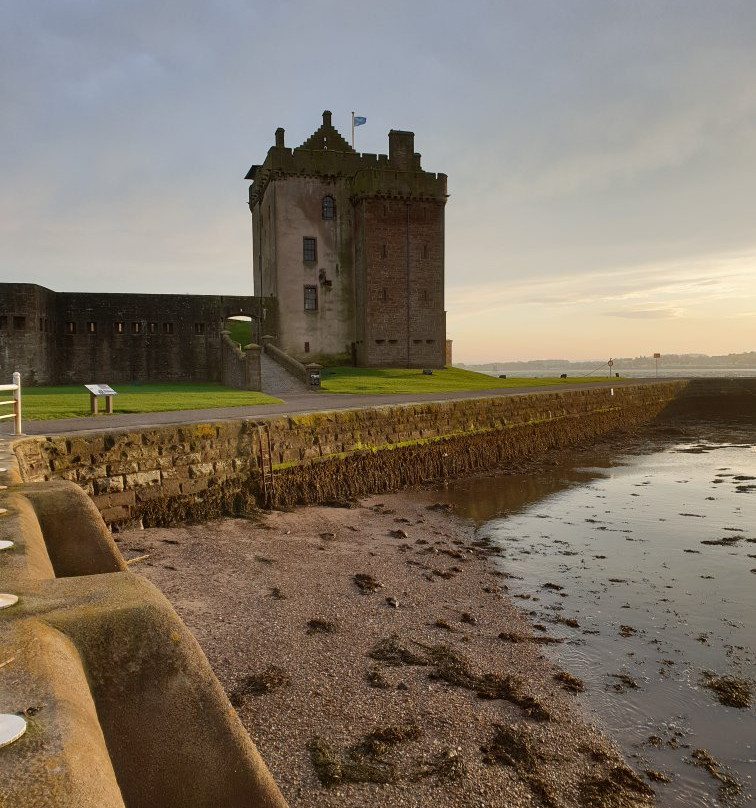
246 112 448 367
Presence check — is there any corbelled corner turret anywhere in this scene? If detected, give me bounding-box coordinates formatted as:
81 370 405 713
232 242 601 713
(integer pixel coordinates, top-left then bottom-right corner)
245 111 448 368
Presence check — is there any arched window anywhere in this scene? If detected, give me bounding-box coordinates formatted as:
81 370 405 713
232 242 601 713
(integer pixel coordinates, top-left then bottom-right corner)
322 195 335 220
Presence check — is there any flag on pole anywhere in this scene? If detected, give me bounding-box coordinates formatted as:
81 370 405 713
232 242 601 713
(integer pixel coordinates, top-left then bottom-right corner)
351 112 367 148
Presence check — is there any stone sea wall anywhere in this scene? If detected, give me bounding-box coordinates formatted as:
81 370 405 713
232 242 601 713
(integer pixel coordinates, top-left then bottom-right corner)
13 382 688 528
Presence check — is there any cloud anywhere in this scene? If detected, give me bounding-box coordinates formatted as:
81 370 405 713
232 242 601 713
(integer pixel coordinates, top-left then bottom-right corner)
604 307 684 320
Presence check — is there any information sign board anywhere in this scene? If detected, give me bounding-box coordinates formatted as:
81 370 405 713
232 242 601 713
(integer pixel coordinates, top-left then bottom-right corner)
84 384 118 397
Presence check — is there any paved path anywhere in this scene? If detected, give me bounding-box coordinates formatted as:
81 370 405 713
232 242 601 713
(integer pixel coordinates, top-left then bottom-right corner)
1 378 673 437
259 353 308 395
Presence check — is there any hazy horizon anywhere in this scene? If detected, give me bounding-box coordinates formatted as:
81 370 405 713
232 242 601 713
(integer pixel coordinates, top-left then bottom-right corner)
3 2 755 362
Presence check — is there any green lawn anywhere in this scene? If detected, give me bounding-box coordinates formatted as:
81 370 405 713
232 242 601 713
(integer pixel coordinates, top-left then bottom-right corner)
319 366 610 394
21 383 282 421
225 319 254 346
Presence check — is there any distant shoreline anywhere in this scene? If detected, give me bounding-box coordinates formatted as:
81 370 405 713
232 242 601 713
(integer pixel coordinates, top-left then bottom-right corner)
463 367 756 379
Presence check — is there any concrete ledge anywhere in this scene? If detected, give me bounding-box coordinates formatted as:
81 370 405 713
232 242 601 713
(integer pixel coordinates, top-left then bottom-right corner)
0 480 288 808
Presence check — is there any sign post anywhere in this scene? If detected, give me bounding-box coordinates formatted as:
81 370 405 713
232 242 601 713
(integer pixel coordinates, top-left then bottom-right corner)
607 358 614 378
653 353 661 378
84 384 118 414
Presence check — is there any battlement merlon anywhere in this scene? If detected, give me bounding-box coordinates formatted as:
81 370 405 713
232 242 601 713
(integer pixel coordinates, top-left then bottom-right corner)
350 169 448 203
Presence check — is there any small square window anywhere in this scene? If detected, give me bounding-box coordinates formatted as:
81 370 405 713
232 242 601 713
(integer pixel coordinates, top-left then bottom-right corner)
87 322 97 334
131 322 142 334
66 321 77 334
148 322 158 333
13 316 26 331
304 285 318 311
114 322 124 334
162 322 174 335
194 322 205 335
303 237 317 263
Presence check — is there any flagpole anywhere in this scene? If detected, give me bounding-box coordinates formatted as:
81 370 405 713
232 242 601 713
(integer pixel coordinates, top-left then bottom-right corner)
351 111 355 149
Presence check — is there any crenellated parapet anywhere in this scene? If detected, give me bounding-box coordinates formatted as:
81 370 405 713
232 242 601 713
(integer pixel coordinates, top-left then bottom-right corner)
246 111 445 207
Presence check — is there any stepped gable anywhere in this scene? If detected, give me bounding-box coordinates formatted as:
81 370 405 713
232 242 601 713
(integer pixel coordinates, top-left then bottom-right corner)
298 110 355 153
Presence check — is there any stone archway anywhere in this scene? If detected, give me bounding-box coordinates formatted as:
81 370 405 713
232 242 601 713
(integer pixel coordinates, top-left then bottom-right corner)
223 315 259 347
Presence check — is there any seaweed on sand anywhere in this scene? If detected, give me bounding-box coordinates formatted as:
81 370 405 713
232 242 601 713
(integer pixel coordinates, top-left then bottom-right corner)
701 672 753 708
230 666 290 706
309 724 424 787
579 765 655 808
689 748 742 802
308 737 397 786
481 724 560 807
368 635 552 720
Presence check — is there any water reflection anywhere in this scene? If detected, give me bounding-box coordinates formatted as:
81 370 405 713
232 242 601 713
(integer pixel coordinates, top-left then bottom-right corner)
432 426 755 808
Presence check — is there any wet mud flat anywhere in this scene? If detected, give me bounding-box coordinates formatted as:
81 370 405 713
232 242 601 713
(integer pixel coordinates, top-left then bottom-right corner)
429 419 755 807
118 494 657 808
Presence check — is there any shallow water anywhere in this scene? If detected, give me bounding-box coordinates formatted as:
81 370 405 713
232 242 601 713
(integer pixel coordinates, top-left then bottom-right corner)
434 424 755 807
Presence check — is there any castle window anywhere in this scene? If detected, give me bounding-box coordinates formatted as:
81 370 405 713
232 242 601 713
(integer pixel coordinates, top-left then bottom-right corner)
194 322 205 335
426 339 435 344
148 322 158 333
422 244 429 259
66 322 76 334
39 318 44 331
44 319 50 333
381 244 388 258
0 315 7 329
388 339 398 344
322 196 335 220
304 285 318 311
114 322 124 333
162 322 174 335
87 322 97 334
377 288 387 301
304 341 310 353
131 322 142 334
303 237 317 263
13 316 25 330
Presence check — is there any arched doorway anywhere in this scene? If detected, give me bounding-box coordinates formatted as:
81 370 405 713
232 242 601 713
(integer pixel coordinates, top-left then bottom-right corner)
224 315 258 346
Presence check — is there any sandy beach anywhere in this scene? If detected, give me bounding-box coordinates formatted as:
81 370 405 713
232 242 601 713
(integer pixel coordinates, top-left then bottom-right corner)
118 490 657 808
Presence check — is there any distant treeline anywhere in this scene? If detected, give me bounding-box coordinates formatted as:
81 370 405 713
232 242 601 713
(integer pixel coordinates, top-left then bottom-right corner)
460 351 756 371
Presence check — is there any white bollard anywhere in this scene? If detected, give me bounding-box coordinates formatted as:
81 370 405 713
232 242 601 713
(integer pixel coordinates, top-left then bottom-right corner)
12 372 21 435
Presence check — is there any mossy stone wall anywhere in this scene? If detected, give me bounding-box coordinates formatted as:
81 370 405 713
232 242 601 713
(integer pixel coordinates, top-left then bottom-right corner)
13 382 688 528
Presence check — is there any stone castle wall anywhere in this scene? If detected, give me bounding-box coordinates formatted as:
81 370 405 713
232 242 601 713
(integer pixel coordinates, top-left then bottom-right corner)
0 283 276 386
354 197 445 368
13 382 687 529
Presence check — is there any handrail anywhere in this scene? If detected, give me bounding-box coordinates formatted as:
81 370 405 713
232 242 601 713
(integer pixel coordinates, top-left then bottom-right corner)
0 372 22 435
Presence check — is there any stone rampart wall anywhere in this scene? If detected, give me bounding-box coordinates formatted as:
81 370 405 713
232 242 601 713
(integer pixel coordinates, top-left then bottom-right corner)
220 333 262 391
12 382 687 529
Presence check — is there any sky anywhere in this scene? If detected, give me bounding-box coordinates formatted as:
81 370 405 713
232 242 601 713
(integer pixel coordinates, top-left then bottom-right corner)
2 1 755 363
